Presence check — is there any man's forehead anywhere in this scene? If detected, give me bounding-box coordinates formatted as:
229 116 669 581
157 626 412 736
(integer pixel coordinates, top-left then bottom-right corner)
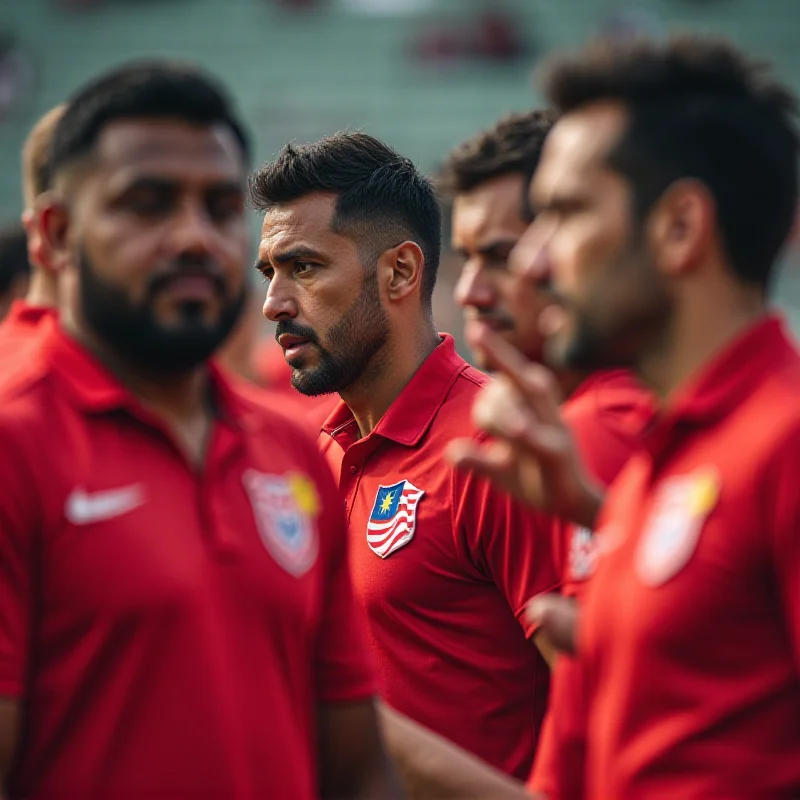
95 118 245 174
259 192 355 257
452 173 528 243
533 101 627 197
260 193 338 239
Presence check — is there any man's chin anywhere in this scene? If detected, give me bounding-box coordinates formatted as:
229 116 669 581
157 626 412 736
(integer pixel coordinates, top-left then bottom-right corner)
289 370 335 397
468 329 524 371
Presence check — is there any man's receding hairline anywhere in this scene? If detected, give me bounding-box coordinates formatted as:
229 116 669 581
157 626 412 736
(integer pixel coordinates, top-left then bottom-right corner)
52 115 249 188
52 114 248 182
453 168 530 199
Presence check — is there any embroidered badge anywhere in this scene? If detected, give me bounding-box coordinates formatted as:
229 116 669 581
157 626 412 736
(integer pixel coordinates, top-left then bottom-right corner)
243 470 319 577
569 525 596 581
636 467 720 586
366 480 424 559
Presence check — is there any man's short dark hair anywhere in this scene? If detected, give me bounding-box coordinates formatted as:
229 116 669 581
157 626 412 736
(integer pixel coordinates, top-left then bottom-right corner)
439 110 557 221
49 60 251 181
249 132 442 307
0 223 30 296
541 34 799 289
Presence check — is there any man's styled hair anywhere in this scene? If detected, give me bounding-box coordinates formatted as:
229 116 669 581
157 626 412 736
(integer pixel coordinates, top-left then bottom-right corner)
49 60 251 182
249 132 442 306
0 223 30 297
439 110 557 221
21 104 65 208
541 35 799 288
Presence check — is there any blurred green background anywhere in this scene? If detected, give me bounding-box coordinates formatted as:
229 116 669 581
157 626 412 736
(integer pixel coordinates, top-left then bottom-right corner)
1 0 798 342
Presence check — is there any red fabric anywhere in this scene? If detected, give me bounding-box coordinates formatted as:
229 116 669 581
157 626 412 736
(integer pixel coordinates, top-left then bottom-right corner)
0 300 57 368
0 324 374 800
528 370 654 799
554 370 656 598
556 316 800 799
320 335 558 779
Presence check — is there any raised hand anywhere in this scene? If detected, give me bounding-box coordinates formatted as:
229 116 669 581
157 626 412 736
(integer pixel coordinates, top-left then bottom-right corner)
446 322 602 529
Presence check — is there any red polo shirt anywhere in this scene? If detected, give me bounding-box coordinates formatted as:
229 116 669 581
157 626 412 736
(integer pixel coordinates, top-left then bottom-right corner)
0 324 374 800
319 335 559 779
528 370 654 799
0 300 56 366
555 315 800 799
556 369 655 596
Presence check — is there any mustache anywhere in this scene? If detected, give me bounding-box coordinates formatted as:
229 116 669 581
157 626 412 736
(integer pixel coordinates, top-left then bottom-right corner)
275 320 320 346
146 256 227 297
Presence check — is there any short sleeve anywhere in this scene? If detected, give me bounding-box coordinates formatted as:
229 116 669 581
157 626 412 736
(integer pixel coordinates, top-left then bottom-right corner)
310 448 376 703
562 376 651 489
527 654 589 800
0 421 38 697
452 459 561 638
559 383 651 598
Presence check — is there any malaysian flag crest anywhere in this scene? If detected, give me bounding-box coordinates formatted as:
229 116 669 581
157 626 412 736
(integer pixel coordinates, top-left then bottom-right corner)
366 480 425 559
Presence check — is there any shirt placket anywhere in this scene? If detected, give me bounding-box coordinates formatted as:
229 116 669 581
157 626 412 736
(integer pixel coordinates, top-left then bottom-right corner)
198 423 243 555
339 436 383 525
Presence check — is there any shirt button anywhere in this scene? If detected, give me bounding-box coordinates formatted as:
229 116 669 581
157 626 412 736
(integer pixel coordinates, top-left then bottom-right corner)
349 465 358 475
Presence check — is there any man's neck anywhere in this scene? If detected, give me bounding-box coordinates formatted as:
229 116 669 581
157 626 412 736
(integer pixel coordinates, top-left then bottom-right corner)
638 284 766 400
341 324 441 439
62 318 212 436
24 270 59 309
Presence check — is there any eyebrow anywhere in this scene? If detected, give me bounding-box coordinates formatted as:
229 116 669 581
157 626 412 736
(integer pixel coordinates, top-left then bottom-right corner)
530 187 591 215
113 176 244 196
253 245 325 273
454 237 519 259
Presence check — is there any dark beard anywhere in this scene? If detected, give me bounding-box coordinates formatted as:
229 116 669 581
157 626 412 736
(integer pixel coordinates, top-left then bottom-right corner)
78 248 246 374
548 242 670 373
277 267 390 397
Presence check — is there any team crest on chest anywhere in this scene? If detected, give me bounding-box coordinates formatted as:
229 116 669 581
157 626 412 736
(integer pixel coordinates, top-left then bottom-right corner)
366 480 425 559
243 470 319 577
569 526 596 581
636 466 721 586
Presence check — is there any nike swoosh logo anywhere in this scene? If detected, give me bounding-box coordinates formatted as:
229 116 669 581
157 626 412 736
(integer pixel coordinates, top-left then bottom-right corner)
65 484 146 525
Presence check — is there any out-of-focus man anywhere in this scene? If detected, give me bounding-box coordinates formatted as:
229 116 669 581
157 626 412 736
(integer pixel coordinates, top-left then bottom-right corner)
0 224 30 322
0 61 399 800
451 34 800 800
0 105 65 362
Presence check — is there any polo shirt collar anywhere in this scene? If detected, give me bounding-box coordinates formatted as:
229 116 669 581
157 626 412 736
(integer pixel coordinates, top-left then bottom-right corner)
665 313 794 425
3 300 57 329
639 313 795 461
322 334 471 448
568 369 655 439
40 323 260 431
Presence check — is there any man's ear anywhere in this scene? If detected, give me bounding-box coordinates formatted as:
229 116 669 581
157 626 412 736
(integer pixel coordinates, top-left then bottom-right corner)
31 191 72 274
646 178 715 279
379 240 426 303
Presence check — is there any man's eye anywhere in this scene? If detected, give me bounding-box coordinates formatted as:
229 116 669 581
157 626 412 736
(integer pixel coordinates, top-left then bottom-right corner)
294 262 316 276
208 197 244 222
126 192 171 215
486 254 510 269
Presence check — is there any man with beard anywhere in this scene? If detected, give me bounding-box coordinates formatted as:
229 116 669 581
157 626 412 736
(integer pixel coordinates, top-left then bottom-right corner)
443 110 653 598
253 133 558 798
450 34 800 799
0 63 399 800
